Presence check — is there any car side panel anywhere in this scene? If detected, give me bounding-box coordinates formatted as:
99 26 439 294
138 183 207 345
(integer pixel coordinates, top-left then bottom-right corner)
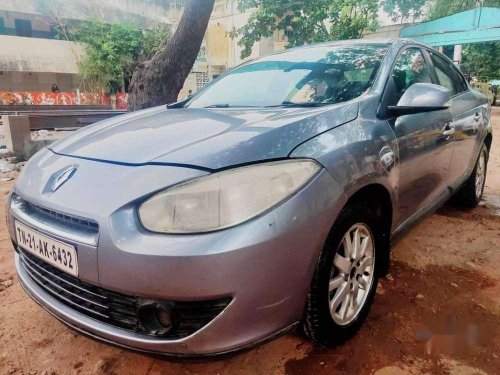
290 96 399 230
391 107 454 225
448 90 490 189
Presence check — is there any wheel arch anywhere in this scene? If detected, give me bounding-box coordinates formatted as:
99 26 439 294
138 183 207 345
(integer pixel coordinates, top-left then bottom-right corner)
484 132 492 151
342 183 393 275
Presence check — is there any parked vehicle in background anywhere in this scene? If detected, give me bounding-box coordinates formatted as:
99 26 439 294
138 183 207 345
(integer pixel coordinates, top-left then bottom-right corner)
471 77 495 105
491 83 498 106
7 39 492 356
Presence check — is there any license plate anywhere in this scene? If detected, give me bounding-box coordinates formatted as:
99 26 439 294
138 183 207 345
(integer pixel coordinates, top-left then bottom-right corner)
15 221 79 277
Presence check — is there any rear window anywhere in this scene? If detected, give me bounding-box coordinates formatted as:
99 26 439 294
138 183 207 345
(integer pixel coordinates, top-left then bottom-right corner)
430 52 468 95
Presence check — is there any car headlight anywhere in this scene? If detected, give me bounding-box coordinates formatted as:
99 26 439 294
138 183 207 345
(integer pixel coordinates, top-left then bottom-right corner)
138 159 321 233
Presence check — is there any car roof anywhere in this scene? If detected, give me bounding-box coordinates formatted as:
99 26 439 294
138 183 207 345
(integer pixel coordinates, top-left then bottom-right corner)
229 38 427 73
263 38 427 55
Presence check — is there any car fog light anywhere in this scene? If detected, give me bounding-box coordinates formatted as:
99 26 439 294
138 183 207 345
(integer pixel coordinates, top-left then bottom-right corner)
156 308 173 329
137 301 176 336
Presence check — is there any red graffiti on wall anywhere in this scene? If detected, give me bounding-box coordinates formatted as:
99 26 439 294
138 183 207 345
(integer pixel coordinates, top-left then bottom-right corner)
0 91 128 109
115 93 128 110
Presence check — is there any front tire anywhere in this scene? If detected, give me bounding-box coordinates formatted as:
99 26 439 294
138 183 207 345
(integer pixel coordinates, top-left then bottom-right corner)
456 144 489 208
304 203 380 346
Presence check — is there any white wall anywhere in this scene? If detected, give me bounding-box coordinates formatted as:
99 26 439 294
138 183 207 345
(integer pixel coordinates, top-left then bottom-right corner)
0 35 82 74
363 24 406 39
0 0 173 28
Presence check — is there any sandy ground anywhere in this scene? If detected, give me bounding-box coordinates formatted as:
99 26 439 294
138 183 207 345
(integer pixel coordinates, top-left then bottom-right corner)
0 109 499 375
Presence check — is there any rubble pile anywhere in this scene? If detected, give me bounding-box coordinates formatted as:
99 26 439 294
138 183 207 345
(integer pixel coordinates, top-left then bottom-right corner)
0 148 23 179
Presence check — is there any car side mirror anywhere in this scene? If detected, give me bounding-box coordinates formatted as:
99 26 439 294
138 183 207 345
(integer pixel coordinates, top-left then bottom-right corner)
387 83 451 118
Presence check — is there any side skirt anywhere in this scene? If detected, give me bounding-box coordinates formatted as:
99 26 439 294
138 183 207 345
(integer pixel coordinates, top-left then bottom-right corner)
390 187 453 245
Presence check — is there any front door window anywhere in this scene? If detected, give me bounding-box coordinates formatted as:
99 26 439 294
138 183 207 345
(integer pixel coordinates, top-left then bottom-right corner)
391 47 433 103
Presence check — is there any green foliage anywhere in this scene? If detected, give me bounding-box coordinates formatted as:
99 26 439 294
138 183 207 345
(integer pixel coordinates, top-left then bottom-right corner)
380 0 427 23
426 0 500 20
62 19 171 92
461 42 500 79
143 25 172 58
229 0 379 59
424 0 500 80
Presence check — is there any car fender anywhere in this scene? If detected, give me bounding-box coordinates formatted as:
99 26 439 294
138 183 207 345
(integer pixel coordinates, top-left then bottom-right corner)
290 109 398 231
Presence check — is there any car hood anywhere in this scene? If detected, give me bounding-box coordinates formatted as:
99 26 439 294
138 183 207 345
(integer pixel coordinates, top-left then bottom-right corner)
50 102 359 170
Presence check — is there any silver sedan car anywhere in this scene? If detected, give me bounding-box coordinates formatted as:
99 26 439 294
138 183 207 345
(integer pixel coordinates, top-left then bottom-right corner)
8 39 491 356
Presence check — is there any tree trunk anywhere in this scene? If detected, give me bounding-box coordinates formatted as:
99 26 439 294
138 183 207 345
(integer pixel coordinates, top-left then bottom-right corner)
128 0 215 111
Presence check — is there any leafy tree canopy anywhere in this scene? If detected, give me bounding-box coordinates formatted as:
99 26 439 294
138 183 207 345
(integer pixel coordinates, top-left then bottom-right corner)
61 19 171 92
426 0 500 20
461 42 500 79
380 0 427 23
425 0 500 79
229 0 379 59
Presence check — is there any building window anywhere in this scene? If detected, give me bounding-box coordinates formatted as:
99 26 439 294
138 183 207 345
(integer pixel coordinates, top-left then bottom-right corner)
195 72 210 90
49 25 58 39
197 46 207 62
0 17 5 34
15 19 33 37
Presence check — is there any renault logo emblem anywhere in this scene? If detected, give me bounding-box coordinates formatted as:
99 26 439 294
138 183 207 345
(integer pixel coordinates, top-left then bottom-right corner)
52 166 77 192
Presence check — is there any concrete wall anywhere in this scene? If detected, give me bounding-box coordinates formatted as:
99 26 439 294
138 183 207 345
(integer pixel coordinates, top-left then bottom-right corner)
0 35 82 73
1 0 288 100
363 24 406 40
1 115 55 160
0 0 173 29
0 10 55 38
206 23 229 68
0 72 80 92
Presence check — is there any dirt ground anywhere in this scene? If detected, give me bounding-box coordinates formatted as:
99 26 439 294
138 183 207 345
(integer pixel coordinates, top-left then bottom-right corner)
1 109 499 375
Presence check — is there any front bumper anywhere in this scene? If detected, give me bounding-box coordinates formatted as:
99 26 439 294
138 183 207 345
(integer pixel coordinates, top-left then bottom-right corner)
15 255 295 357
9 151 347 355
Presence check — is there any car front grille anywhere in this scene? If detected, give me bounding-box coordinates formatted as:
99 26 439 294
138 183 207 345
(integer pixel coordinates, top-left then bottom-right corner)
10 194 99 246
27 201 99 232
18 247 231 339
13 194 99 233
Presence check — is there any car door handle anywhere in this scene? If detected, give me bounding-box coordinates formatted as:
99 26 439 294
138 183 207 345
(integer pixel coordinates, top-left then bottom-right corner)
442 123 455 136
379 146 395 170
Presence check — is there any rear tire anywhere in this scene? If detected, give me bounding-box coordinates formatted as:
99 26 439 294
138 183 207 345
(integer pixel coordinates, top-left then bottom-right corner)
456 144 489 208
303 202 380 346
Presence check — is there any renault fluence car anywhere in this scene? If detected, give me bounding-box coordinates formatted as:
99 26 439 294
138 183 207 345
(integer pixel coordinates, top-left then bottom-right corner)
8 39 492 356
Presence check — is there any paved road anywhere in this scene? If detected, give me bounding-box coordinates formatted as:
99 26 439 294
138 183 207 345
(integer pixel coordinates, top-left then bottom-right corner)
1 109 499 375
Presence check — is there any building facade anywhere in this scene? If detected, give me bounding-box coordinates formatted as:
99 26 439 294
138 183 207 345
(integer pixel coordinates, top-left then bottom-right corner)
178 0 287 99
0 0 287 102
1 0 410 104
0 0 174 95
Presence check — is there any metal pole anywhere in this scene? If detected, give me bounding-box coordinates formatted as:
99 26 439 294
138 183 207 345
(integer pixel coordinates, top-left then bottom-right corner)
453 44 463 66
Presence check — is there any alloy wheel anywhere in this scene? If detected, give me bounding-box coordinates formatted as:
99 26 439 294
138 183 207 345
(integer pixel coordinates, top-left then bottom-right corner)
328 223 375 326
475 150 486 199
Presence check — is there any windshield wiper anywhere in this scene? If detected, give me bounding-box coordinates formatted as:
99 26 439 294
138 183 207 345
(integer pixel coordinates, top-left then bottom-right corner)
202 102 331 109
271 101 332 108
203 104 231 108
203 104 266 108
166 97 190 109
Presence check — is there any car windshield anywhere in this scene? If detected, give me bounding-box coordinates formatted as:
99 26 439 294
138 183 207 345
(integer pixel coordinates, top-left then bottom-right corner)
185 44 388 108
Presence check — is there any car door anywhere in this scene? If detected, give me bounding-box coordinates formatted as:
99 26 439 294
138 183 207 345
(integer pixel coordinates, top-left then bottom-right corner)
427 51 484 187
385 46 454 226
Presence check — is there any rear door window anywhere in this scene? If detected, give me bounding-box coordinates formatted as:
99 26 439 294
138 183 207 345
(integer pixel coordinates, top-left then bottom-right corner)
429 53 467 96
